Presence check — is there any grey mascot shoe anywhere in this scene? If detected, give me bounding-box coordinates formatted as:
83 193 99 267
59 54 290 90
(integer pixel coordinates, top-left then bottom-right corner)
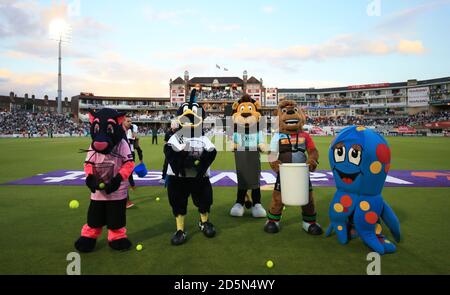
230 203 245 217
251 204 267 218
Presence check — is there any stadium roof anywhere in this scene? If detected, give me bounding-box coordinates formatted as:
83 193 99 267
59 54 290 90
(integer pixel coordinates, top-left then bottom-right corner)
247 76 261 84
417 77 450 85
171 77 184 84
278 85 407 93
0 95 65 107
278 88 322 93
189 77 244 85
72 94 170 102
279 77 450 93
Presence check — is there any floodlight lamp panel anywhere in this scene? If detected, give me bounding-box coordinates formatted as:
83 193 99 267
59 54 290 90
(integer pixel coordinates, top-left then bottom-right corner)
49 18 70 39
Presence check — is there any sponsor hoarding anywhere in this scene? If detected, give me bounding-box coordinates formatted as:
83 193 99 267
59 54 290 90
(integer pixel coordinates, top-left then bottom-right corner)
408 87 430 107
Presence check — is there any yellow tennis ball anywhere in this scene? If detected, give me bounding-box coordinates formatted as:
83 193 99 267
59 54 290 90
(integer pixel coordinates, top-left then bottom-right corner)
266 260 274 268
136 244 143 251
156 197 160 202
99 183 105 189
69 200 79 209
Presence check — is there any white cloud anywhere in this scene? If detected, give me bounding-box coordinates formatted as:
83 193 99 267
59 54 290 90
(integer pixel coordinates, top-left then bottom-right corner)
0 0 42 38
161 34 426 65
397 40 426 54
71 16 112 40
376 0 450 33
0 51 171 98
0 68 56 98
262 5 274 14
0 0 110 56
0 1 440 98
69 52 170 97
4 39 90 60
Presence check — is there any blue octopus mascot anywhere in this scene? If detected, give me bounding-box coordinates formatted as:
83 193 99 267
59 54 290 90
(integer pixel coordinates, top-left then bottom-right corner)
326 126 401 255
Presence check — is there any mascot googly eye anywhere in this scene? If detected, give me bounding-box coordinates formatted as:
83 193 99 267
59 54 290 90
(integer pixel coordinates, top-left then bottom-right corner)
348 145 362 166
333 143 346 163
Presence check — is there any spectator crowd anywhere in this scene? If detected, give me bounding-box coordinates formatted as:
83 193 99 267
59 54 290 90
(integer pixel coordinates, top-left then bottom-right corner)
0 111 89 137
0 109 448 137
197 89 243 101
306 111 449 127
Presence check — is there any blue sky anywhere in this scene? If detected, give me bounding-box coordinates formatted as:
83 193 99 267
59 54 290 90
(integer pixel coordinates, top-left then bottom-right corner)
0 0 449 98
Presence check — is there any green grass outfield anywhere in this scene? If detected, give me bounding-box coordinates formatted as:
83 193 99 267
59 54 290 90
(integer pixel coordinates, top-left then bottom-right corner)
0 136 449 275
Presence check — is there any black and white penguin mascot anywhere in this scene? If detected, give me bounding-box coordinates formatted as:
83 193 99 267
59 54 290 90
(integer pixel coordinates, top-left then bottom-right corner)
164 89 217 245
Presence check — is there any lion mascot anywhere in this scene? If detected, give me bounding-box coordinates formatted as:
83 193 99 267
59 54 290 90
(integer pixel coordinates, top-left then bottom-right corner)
229 94 267 218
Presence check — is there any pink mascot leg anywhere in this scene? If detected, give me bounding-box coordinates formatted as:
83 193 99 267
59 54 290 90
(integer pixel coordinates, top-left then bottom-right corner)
108 227 127 241
107 227 132 251
74 224 102 253
81 224 102 239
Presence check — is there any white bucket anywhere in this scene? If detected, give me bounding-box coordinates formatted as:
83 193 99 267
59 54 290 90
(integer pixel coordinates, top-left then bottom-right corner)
279 163 310 206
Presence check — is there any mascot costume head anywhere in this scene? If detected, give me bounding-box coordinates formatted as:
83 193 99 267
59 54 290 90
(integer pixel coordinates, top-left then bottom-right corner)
232 94 261 129
276 100 307 134
88 109 126 154
175 89 206 136
326 126 401 255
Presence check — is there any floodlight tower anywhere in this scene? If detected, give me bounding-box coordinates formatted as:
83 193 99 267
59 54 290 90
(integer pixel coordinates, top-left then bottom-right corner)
49 19 72 114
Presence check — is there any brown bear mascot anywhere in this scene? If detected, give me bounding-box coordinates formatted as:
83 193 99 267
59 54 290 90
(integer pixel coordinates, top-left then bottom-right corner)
264 100 323 235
